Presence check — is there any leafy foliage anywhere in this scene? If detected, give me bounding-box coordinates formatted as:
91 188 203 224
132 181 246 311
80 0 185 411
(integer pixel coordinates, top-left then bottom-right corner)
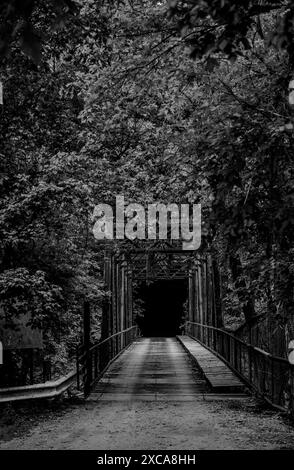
1 0 294 376
169 0 294 63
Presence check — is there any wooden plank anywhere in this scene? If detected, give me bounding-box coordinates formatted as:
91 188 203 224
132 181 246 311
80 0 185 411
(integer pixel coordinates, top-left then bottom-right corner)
177 335 244 392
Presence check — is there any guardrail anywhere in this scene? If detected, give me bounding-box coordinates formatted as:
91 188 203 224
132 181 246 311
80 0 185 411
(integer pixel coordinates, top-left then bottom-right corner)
0 371 76 403
185 321 294 415
77 325 139 396
0 325 139 402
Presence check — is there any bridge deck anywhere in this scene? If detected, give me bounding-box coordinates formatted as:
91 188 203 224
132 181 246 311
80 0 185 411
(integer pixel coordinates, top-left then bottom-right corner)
91 337 244 401
91 337 208 401
177 335 244 391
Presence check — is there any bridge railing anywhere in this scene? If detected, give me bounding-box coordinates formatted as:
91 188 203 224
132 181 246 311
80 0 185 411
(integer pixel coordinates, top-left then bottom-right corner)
185 321 294 415
77 325 139 396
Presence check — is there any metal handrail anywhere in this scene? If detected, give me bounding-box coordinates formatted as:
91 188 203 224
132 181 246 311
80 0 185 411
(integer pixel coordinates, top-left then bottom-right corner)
77 325 139 396
185 321 294 414
185 321 290 363
89 326 138 351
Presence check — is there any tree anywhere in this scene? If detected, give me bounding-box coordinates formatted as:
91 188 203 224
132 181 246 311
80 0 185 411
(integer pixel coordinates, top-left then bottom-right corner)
1 0 294 378
169 0 294 64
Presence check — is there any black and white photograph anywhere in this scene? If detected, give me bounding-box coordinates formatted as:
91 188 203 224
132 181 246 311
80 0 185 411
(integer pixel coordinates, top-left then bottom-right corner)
1 0 294 461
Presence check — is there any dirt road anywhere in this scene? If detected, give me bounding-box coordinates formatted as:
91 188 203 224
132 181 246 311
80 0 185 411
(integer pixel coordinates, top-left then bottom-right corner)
0 338 293 450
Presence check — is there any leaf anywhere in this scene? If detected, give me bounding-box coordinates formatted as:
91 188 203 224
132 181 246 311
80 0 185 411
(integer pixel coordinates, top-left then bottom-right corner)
205 57 219 72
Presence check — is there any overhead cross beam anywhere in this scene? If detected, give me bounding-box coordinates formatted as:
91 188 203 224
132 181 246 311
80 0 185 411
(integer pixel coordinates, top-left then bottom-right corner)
101 239 202 281
125 250 197 281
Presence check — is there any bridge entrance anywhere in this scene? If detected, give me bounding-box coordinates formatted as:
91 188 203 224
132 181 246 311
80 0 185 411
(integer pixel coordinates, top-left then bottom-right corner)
77 245 223 397
136 279 188 337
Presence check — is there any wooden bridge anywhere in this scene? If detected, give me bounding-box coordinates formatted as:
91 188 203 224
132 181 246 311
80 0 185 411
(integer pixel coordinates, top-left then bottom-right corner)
1 244 292 413
76 246 294 415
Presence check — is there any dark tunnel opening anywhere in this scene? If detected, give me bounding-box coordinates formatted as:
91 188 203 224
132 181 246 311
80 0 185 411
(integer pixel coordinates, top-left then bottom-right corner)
135 279 188 337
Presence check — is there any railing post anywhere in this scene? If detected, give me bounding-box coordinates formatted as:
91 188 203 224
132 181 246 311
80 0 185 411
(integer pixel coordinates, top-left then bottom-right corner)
84 300 92 397
271 357 275 403
29 349 34 385
248 345 252 384
94 348 98 379
234 338 238 371
76 346 80 390
227 335 230 361
291 367 294 417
